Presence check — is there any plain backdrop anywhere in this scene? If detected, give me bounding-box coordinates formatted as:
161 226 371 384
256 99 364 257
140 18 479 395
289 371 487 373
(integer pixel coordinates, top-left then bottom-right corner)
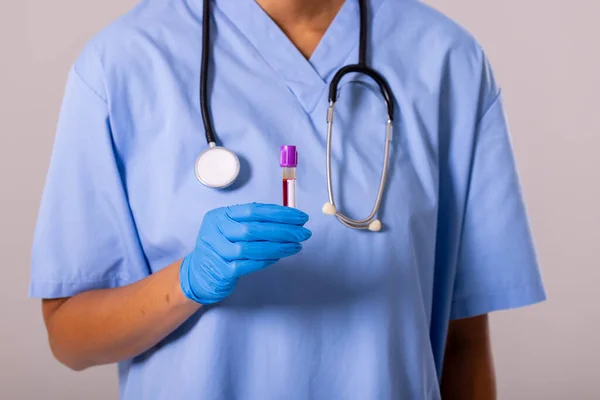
1 1 598 399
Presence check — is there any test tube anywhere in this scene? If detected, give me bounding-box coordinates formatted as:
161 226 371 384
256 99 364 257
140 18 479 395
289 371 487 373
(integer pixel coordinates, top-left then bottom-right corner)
280 145 298 208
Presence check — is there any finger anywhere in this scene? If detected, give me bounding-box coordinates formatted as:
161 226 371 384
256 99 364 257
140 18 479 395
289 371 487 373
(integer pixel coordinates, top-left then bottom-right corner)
237 241 302 260
230 259 278 277
223 241 302 261
221 221 312 243
226 203 309 225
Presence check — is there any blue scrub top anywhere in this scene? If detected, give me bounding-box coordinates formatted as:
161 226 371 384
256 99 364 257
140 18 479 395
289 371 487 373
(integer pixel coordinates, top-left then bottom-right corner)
30 0 546 398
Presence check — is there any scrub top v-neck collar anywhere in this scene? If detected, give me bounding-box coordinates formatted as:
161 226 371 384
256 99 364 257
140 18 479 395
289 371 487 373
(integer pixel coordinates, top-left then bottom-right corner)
213 0 386 113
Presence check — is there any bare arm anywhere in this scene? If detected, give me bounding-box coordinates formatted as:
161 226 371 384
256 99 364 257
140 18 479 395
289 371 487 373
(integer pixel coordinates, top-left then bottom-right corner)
41 203 311 372
42 260 200 371
441 314 496 400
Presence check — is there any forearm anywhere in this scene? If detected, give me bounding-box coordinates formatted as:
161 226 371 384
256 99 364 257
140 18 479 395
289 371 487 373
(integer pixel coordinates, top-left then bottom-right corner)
43 260 200 371
441 315 496 400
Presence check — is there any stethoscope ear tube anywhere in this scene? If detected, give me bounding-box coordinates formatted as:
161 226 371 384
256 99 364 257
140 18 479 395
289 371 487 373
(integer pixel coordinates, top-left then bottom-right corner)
323 62 395 232
323 103 393 232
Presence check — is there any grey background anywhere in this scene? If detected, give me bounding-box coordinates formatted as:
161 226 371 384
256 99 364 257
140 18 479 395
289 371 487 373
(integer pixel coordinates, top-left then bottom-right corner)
1 0 598 399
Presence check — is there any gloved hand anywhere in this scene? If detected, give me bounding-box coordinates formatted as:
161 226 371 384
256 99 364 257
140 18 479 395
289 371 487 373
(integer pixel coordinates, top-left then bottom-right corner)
180 203 312 304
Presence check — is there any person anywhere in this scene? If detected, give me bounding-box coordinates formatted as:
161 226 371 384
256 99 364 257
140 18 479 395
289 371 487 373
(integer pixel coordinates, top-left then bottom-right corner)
30 0 546 399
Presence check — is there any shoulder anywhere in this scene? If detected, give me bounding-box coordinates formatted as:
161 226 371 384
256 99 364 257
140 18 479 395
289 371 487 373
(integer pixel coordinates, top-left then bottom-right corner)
377 1 498 109
378 0 486 65
385 1 482 49
72 0 197 98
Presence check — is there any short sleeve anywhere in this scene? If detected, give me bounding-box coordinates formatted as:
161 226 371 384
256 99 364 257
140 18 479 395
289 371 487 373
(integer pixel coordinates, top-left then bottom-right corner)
30 58 150 299
450 92 546 320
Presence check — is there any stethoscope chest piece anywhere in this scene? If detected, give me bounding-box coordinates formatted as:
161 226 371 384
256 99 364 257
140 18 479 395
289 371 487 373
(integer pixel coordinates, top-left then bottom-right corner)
195 144 240 189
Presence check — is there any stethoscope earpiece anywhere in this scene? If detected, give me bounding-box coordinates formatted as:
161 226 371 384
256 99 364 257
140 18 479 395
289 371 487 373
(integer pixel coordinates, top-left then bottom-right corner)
368 220 382 232
322 203 383 232
322 202 337 216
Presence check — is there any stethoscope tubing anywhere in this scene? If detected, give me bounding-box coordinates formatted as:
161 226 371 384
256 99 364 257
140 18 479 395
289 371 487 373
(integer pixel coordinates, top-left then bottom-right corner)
200 0 217 146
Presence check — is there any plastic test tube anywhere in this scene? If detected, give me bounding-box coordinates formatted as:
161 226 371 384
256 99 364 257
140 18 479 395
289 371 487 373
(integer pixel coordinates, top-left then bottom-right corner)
280 145 298 208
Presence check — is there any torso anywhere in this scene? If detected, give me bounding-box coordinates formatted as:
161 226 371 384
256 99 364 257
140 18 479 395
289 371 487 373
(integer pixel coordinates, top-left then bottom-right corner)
90 0 484 398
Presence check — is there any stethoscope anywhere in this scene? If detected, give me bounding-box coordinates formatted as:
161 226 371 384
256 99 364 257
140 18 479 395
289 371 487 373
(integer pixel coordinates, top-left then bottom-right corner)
194 0 395 231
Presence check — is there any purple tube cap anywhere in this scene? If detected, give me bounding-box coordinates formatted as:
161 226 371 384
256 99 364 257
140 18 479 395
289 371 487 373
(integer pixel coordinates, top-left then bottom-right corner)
280 145 298 167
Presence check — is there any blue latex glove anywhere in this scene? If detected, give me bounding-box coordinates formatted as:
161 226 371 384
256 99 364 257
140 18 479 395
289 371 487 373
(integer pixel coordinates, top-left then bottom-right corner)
180 203 312 304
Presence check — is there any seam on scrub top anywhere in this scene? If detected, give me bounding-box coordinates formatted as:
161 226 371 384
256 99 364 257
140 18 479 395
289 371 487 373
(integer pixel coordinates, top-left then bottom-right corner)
72 64 108 105
30 275 143 284
451 87 503 283
211 5 295 97
451 89 506 289
217 2 326 115
450 281 543 303
476 89 502 125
